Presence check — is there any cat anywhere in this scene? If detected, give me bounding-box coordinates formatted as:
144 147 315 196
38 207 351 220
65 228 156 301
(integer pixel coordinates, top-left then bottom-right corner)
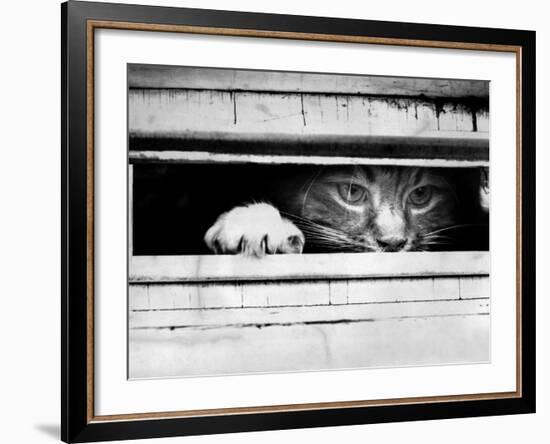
204 165 488 256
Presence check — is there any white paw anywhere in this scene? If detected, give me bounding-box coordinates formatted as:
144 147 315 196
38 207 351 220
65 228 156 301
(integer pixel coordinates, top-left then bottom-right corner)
204 203 305 256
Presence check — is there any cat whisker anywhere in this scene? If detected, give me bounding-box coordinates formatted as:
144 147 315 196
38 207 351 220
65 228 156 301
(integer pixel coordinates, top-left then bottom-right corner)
304 230 368 249
296 229 349 242
421 232 453 239
280 211 311 222
299 169 324 215
420 235 453 242
293 222 355 242
423 224 487 237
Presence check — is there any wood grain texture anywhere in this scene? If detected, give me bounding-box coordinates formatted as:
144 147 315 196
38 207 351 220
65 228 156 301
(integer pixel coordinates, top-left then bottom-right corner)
90 19 521 53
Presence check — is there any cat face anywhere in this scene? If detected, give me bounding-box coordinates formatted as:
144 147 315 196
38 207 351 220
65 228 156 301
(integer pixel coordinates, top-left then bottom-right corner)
285 166 458 252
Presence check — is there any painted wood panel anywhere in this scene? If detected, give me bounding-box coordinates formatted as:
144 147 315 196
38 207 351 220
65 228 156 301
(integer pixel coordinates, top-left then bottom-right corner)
129 89 488 142
128 149 488 167
129 251 489 283
129 315 490 378
130 299 490 329
129 276 488 310
128 274 490 378
128 65 489 98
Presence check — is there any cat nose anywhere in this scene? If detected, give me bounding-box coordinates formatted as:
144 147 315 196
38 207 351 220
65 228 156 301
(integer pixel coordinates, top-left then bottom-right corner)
376 237 407 252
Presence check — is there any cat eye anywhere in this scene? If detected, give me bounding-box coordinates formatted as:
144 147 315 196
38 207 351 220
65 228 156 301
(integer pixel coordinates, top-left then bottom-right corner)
408 185 434 207
337 183 367 204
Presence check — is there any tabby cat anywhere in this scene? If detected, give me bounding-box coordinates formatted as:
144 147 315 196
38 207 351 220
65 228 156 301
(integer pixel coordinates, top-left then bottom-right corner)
204 165 488 256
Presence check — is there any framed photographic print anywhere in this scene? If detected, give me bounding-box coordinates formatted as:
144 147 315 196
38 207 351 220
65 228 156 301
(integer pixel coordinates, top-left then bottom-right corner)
61 1 536 442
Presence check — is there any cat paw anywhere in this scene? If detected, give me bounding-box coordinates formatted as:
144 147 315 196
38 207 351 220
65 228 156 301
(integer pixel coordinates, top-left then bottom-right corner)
204 203 305 256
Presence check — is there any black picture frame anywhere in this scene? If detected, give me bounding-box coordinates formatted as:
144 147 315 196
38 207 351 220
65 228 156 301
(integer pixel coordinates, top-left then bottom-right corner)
61 1 536 442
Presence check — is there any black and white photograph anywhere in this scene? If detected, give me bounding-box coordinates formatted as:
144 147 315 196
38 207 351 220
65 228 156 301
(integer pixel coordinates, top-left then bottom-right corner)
128 64 490 379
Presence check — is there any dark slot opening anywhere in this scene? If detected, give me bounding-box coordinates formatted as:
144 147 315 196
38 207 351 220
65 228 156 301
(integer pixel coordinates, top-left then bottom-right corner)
132 163 489 256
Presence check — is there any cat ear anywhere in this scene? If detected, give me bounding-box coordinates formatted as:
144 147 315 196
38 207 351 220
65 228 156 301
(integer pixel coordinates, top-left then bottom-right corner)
479 167 490 213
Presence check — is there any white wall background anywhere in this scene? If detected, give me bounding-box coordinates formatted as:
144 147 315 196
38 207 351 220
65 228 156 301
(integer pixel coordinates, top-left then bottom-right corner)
0 0 546 443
